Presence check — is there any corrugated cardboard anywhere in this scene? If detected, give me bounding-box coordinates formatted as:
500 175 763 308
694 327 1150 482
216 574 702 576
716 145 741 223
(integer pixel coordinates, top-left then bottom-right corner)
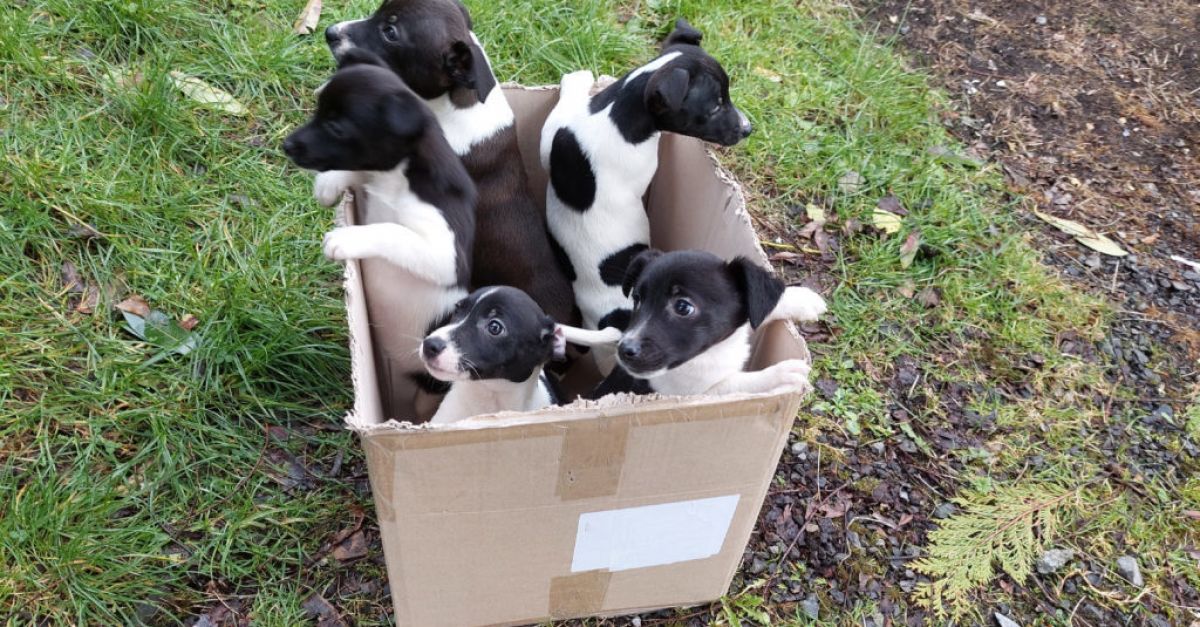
339 86 810 627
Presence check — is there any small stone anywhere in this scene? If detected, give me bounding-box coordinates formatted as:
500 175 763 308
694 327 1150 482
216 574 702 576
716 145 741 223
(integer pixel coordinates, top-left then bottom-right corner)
933 502 956 519
1035 15 1047 25
1037 549 1074 574
631 617 642 627
1116 555 1143 586
994 611 1021 627
1153 405 1174 422
748 557 767 575
871 441 886 455
801 595 820 620
791 442 809 456
1083 254 1102 269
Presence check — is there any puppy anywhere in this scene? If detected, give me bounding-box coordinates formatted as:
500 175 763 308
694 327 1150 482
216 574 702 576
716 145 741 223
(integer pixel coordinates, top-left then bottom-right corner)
320 0 576 325
282 51 475 417
540 19 753 373
421 287 622 424
588 250 826 399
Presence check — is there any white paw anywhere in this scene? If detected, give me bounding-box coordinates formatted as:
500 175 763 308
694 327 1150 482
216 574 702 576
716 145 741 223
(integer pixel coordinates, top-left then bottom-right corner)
561 70 595 93
322 226 379 261
781 286 828 322
767 359 813 393
314 171 352 207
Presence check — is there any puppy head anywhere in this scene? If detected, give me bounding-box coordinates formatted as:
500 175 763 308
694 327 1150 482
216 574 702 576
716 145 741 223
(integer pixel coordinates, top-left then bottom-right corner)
642 18 752 147
421 287 564 383
323 0 491 102
617 250 784 377
282 52 430 172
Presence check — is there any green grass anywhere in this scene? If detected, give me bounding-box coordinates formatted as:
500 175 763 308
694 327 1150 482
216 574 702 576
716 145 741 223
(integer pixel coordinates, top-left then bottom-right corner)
1 0 1195 624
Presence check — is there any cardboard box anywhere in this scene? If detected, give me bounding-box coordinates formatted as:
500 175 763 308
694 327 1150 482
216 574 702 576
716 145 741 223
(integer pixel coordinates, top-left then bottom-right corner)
339 85 810 627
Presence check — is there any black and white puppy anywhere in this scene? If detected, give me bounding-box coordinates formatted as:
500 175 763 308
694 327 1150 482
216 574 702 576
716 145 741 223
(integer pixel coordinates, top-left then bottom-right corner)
282 51 475 411
420 287 621 424
540 19 753 373
319 0 576 325
588 250 826 399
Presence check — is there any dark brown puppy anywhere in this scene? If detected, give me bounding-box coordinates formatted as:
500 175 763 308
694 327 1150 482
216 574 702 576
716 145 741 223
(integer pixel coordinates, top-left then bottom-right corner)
322 0 577 325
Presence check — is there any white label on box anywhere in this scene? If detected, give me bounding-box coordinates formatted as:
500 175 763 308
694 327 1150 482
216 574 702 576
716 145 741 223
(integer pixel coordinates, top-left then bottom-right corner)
570 495 740 572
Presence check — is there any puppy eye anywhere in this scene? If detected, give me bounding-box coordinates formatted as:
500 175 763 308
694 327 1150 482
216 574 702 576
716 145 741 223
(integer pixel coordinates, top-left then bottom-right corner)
672 299 696 317
707 103 722 116
486 319 505 336
382 23 400 42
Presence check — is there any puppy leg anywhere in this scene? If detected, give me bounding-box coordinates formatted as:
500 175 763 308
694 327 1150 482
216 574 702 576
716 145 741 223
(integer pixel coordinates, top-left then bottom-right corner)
323 224 458 286
706 359 812 395
763 286 827 324
314 170 362 207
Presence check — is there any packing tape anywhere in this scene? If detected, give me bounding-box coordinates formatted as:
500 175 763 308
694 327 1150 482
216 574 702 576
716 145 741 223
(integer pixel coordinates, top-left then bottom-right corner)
555 417 630 501
548 570 612 618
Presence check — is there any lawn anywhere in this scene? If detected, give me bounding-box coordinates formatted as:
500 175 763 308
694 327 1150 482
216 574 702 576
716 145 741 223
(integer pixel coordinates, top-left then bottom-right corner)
1 0 1196 624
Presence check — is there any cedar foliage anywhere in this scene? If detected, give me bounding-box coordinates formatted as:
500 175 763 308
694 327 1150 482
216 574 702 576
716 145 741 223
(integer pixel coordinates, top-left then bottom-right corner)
912 482 1080 619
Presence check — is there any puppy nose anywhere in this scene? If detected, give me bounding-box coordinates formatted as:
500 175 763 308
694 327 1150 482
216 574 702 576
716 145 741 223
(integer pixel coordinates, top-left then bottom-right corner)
281 137 301 158
618 338 641 360
325 24 340 46
739 112 753 138
422 337 446 359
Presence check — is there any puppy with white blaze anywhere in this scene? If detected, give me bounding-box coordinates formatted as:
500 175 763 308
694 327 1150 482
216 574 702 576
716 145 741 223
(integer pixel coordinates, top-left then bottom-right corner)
320 0 577 326
282 50 475 416
588 250 827 400
421 287 620 424
540 18 753 373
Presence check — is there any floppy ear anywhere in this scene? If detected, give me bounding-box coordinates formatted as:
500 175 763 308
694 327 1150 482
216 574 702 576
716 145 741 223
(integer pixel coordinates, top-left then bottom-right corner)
663 18 704 49
728 257 785 329
622 249 663 297
379 93 426 139
645 67 691 115
444 40 477 89
337 47 387 70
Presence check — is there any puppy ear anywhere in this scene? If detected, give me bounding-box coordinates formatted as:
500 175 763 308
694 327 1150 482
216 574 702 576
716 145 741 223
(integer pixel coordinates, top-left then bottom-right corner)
645 67 691 115
337 48 387 70
546 322 568 362
728 256 785 329
444 40 477 89
380 93 426 139
663 18 704 49
621 249 663 297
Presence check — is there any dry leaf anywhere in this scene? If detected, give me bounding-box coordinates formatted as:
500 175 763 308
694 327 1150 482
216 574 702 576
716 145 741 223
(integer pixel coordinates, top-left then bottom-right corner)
806 203 826 225
872 209 903 234
332 530 368 562
965 9 998 24
813 228 833 256
292 0 322 35
753 66 782 83
839 171 864 194
180 314 200 331
770 251 802 264
61 261 85 293
898 279 916 299
1184 510 1200 521
797 221 821 240
1034 210 1127 257
76 286 100 314
116 294 151 318
102 67 145 90
877 195 908 216
842 218 863 236
899 230 921 269
819 498 850 518
168 72 247 116
1140 233 1159 245
898 513 914 528
917 287 941 308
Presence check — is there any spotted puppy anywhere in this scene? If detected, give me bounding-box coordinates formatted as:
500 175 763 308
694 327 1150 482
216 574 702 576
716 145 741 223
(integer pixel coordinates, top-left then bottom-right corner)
282 52 475 412
320 0 576 325
421 286 620 424
588 250 826 399
540 19 753 373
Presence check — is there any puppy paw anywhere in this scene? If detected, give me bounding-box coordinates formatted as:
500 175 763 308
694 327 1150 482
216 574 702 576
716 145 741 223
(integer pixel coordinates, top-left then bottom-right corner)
560 70 595 94
767 359 813 393
322 226 381 261
314 171 354 207
779 286 828 322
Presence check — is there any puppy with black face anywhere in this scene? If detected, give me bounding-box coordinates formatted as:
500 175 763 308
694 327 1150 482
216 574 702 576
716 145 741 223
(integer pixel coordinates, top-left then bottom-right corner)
318 0 577 328
588 250 827 400
540 19 754 375
282 49 476 419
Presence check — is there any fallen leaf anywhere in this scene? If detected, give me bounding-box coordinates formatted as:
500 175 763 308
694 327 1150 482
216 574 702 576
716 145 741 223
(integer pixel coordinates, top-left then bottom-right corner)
753 66 782 83
770 251 802 264
897 513 914 528
797 221 821 240
77 286 100 314
292 0 322 35
838 171 864 195
1034 210 1127 257
1184 510 1200 521
899 230 921 269
1170 255 1200 272
813 229 833 256
180 314 200 331
67 222 103 241
302 593 343 626
819 498 851 518
897 279 916 299
168 72 247 116
61 262 85 293
845 413 862 436
332 530 368 562
1140 233 1159 245
115 294 151 318
842 218 863 236
916 287 941 308
102 67 145 90
806 203 826 225
877 195 907 216
872 209 903 234
965 9 998 25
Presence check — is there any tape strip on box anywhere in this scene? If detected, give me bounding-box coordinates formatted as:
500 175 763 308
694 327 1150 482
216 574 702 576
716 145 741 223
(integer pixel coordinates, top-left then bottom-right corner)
548 570 612 618
555 417 630 500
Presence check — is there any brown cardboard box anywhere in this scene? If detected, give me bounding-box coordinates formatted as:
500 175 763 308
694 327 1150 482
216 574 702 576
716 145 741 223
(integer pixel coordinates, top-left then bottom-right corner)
339 86 810 627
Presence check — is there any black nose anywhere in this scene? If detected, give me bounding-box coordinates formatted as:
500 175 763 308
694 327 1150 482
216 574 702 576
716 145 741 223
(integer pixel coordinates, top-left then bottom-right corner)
422 337 446 359
741 120 753 138
618 338 641 360
281 136 301 158
325 24 340 47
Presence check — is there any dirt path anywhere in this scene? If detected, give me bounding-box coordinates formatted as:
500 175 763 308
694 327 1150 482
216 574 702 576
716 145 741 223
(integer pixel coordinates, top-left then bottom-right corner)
857 0 1200 404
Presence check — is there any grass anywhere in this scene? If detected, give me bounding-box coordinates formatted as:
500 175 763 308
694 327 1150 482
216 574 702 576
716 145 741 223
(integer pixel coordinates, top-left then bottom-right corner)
1 0 1196 624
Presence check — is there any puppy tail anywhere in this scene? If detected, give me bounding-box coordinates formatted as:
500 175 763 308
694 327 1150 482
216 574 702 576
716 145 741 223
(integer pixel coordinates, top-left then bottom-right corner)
559 70 596 100
559 324 620 348
764 286 828 324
